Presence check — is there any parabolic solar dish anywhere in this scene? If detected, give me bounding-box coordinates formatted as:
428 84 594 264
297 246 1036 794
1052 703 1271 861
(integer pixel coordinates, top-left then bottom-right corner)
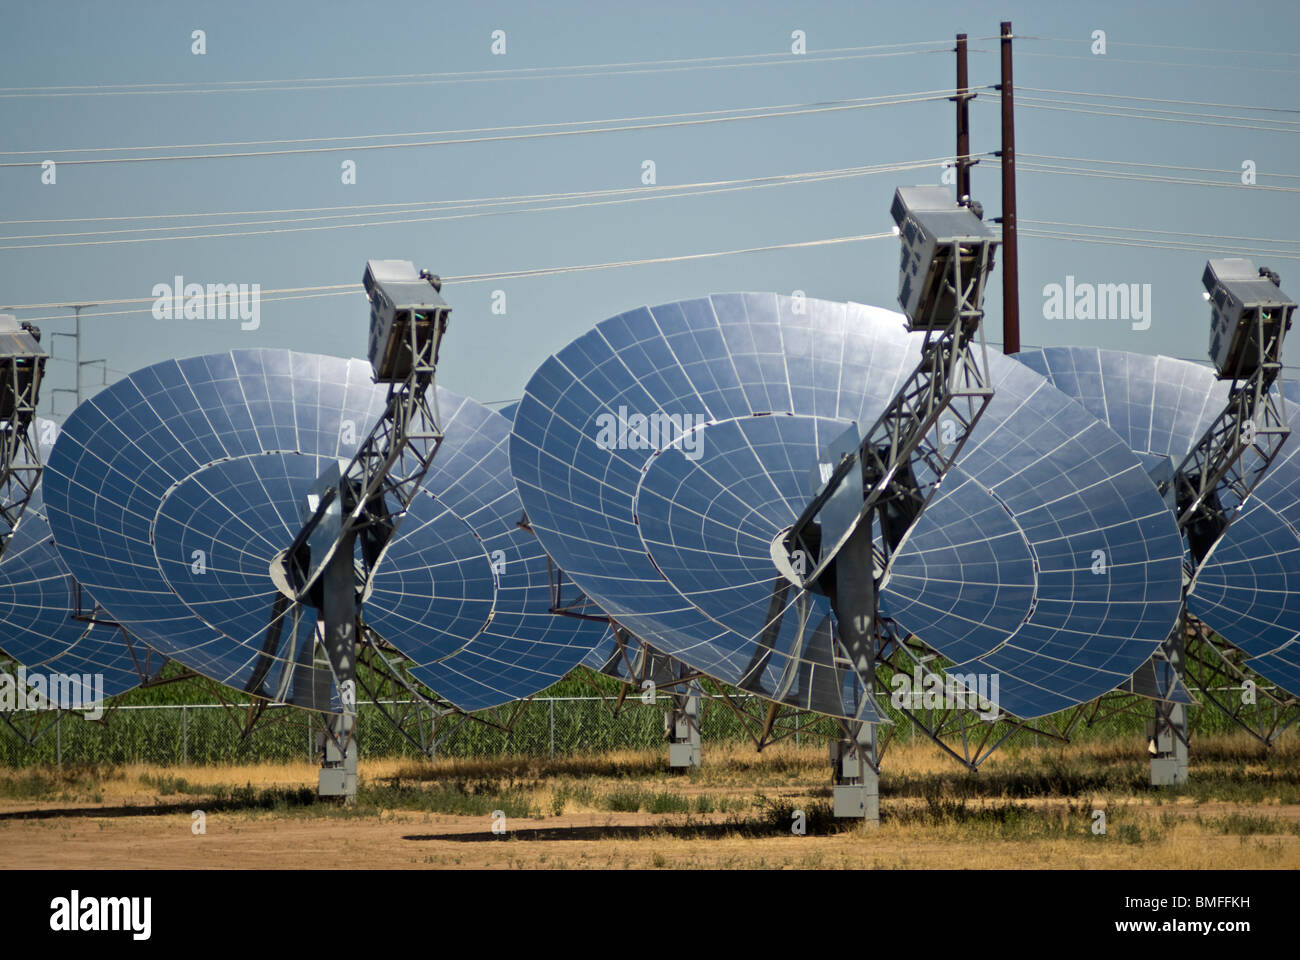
0 419 152 704
365 397 609 710
510 293 1185 720
1018 348 1300 696
43 349 605 712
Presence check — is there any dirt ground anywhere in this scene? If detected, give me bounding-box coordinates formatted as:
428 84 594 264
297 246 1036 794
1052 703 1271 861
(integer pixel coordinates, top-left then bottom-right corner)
3 806 1299 870
2 740 1298 869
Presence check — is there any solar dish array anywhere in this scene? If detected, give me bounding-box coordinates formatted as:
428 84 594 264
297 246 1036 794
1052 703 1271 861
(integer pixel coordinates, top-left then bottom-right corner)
510 293 1187 720
9 296 1298 728
1019 347 1300 696
40 349 604 713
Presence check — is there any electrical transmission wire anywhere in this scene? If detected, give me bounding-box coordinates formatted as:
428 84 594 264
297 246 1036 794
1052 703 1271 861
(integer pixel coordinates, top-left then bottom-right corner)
1021 219 1300 249
1011 50 1300 76
7 232 894 323
987 156 1300 194
1017 153 1300 180
1012 36 1300 59
974 94 1300 134
2 91 956 159
5 171 892 226
0 156 961 250
1015 94 1299 130
0 90 955 167
0 41 958 99
1017 227 1300 262
1015 87 1300 116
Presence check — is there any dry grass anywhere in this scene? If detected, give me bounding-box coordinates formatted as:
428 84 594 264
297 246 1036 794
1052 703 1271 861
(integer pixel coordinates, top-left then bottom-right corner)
0 734 1297 868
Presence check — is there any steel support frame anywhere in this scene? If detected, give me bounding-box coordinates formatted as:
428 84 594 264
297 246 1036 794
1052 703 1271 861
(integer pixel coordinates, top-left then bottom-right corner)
0 358 43 558
788 237 997 587
1174 384 1287 576
872 622 1080 770
286 310 448 600
1150 310 1289 783
705 685 829 752
786 240 996 821
275 288 449 799
1184 625 1300 746
513 536 716 771
350 630 522 759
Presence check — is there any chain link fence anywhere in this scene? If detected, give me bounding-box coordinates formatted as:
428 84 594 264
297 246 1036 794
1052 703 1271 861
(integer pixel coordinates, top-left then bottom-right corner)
1 688 1258 767
0 695 850 767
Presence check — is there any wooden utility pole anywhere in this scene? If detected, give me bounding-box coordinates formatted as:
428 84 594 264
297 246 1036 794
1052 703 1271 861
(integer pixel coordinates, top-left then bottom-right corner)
955 33 972 200
999 20 1020 355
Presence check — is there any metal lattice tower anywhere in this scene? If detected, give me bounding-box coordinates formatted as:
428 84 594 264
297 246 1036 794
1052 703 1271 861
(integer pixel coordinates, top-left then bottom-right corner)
784 187 1000 820
1148 259 1295 785
274 261 450 799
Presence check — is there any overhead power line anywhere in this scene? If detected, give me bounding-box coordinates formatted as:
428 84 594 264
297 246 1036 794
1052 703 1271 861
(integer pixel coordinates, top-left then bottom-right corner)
1018 227 1300 262
1017 153 1300 180
1 91 956 159
1012 36 1300 59
0 157 961 250
0 41 958 99
1021 219 1300 248
6 232 894 322
1010 50 1300 76
1015 94 1299 130
1015 87 1300 116
975 95 1300 134
0 90 954 167
987 156 1300 194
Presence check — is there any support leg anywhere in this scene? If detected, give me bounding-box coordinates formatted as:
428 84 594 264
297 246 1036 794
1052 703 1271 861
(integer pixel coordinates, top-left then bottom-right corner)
1149 615 1189 786
318 539 359 800
831 720 879 823
828 520 881 824
667 677 702 769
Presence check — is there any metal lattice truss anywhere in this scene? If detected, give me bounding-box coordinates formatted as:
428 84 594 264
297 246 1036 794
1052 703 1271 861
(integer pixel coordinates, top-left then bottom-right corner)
347 629 521 758
285 309 448 601
788 236 997 587
0 362 44 558
69 580 170 688
777 235 996 752
1182 620 1300 746
1146 313 1290 761
872 619 1079 770
1175 366 1289 584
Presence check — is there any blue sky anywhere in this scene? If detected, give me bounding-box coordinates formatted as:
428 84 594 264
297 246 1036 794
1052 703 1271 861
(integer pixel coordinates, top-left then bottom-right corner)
1 0 1297 419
